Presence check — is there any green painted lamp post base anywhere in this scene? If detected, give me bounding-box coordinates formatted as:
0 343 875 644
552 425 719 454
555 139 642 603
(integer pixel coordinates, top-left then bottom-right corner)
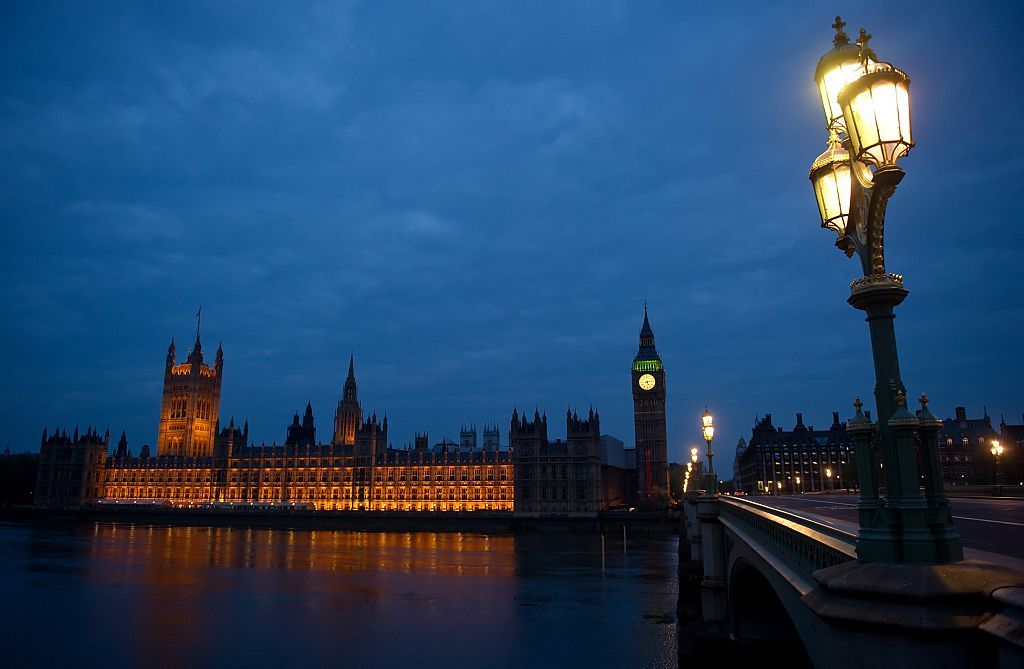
847 278 964 564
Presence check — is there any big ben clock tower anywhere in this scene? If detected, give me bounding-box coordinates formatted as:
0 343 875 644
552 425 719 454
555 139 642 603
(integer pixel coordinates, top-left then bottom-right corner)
632 304 668 507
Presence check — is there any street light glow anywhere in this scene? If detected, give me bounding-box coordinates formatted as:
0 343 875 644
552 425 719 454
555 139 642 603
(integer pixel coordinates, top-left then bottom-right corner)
701 409 715 442
813 16 868 133
838 62 914 170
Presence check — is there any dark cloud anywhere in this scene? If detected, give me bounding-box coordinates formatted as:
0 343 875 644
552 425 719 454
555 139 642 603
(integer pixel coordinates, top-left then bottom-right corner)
2 1 1022 461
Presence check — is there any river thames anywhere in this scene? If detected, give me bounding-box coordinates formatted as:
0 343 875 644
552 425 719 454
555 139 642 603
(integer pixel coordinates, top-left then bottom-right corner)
0 521 679 668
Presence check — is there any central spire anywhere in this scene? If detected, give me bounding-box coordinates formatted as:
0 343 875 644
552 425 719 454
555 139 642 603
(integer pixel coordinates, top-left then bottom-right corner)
334 354 363 446
343 354 357 401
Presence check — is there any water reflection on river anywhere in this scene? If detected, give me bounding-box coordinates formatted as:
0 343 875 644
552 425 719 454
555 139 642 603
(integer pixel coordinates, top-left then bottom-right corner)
0 522 679 668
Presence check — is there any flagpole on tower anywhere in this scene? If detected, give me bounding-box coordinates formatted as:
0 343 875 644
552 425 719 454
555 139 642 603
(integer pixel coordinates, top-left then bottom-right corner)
195 306 202 341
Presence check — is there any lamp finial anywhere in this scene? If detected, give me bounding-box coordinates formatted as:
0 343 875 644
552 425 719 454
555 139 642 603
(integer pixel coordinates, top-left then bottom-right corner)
832 16 849 47
856 28 876 66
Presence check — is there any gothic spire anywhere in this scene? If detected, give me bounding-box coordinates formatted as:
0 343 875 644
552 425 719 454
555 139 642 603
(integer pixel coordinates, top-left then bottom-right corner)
342 354 358 401
640 302 653 338
635 303 661 362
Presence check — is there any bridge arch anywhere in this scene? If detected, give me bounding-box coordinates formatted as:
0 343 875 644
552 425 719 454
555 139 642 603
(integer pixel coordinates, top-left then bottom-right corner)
727 557 813 665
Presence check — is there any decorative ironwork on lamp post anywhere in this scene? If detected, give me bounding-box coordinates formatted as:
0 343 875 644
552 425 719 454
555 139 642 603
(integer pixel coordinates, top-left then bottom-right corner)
701 409 716 493
808 17 962 563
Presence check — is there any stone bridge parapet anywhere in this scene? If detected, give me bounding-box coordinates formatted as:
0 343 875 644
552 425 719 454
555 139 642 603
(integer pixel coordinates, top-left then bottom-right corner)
679 492 1024 667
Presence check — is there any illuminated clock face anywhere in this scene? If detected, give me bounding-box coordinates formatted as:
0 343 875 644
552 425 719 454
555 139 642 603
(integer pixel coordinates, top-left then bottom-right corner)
638 373 656 391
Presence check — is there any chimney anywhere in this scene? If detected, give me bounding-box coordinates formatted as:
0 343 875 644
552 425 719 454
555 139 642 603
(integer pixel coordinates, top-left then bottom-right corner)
955 406 967 425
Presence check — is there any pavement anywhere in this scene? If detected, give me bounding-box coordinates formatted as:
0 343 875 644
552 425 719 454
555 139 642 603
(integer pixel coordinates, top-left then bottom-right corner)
754 493 1024 569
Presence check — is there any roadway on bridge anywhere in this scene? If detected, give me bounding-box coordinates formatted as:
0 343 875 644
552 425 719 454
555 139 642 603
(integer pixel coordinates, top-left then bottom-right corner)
753 493 1024 561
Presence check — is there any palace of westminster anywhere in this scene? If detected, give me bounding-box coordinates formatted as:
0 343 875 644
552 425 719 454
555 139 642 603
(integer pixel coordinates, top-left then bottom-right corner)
34 310 671 514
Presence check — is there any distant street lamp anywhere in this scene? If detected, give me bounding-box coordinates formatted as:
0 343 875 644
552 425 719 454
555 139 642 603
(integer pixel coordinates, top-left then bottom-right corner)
701 409 716 493
807 17 961 563
825 467 833 493
991 441 1005 486
795 475 802 494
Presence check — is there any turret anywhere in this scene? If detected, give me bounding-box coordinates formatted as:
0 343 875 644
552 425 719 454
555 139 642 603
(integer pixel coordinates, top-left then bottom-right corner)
344 354 357 401
333 354 362 445
188 332 204 366
116 431 129 458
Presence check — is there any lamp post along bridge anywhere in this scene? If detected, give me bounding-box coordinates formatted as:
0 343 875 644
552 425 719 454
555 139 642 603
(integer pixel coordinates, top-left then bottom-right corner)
677 17 1024 666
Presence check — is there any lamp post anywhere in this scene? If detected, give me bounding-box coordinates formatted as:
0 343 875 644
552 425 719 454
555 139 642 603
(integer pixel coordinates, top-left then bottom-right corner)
701 409 716 493
807 18 962 564
825 467 832 493
991 441 1005 486
686 447 699 492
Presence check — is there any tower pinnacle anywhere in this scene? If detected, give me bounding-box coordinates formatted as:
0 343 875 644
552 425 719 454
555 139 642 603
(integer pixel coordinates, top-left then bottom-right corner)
635 304 660 362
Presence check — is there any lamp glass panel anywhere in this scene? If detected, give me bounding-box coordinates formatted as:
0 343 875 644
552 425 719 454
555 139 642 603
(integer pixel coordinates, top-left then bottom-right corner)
896 82 912 153
872 81 901 165
848 88 879 161
818 58 866 131
813 160 851 235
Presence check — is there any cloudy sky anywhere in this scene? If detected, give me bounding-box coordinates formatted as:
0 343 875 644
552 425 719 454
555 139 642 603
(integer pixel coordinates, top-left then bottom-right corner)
3 1 1022 463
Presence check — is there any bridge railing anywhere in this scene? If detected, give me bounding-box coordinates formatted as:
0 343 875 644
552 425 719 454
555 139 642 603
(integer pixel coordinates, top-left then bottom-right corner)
715 495 857 587
944 484 1024 498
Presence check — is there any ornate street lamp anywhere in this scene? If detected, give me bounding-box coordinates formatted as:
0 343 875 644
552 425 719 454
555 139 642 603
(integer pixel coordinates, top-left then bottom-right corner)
807 18 962 564
991 441 1005 486
701 409 716 492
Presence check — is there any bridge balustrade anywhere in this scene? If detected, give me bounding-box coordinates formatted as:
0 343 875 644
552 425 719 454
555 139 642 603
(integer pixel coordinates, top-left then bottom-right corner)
716 496 855 586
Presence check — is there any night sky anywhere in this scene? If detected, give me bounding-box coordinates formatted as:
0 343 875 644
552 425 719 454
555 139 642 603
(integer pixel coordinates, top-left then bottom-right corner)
3 2 1022 463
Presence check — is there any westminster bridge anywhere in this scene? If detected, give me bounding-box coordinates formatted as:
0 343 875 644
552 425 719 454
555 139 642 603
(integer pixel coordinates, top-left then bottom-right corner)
678 492 1024 667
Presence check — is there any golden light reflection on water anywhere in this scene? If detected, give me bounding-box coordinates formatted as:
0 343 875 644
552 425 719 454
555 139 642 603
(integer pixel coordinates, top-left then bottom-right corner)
80 523 521 667
87 522 516 577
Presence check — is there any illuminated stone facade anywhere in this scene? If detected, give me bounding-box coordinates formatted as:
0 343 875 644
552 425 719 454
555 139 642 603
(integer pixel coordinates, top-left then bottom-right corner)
157 333 223 458
99 414 514 511
37 341 514 511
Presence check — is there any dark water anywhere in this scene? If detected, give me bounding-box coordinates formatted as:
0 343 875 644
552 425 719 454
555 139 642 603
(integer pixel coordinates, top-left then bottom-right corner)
0 521 679 668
